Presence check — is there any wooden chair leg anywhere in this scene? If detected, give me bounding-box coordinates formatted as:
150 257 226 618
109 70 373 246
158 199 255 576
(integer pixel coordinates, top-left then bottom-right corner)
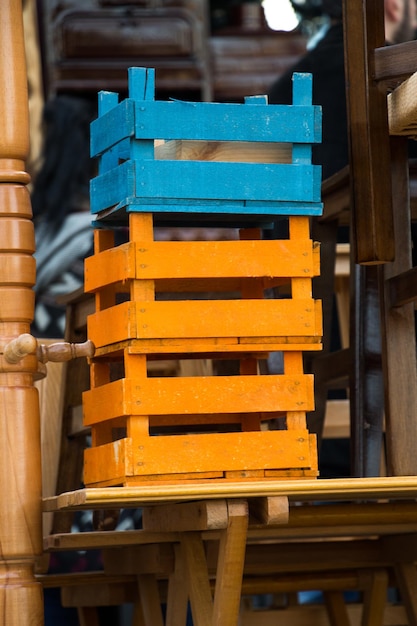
181 533 213 626
323 590 352 626
137 574 165 626
212 500 249 626
132 602 146 626
361 569 388 626
180 500 248 626
394 563 417 626
77 606 101 626
350 264 384 477
166 544 189 626
380 137 417 476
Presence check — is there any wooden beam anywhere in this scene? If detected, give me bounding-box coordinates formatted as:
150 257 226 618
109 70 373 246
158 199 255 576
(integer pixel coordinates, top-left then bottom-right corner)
343 0 394 263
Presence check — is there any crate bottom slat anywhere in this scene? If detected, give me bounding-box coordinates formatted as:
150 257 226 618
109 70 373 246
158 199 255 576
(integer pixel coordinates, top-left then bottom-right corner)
84 430 318 487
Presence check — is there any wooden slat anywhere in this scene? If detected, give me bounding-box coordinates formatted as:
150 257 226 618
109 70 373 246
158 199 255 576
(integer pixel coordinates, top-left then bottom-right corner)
87 299 322 347
102 544 174 577
98 338 322 356
240 539 384 575
374 39 417 84
43 476 417 512
388 71 417 137
84 239 319 291
83 374 314 423
83 430 316 484
44 530 180 551
241 571 361 595
387 265 417 306
154 139 292 164
90 160 322 215
90 99 321 159
38 571 136 589
61 580 137 607
43 501 417 552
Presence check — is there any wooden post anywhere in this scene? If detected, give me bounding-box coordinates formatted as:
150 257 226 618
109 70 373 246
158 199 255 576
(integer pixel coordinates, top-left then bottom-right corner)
0 1 44 624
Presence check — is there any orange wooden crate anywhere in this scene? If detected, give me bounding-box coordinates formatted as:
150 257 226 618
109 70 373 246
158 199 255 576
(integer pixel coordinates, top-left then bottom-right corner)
82 215 321 486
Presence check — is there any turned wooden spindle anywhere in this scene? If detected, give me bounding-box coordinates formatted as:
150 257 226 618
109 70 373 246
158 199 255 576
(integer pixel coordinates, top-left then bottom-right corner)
0 1 44 623
3 334 95 365
37 339 95 364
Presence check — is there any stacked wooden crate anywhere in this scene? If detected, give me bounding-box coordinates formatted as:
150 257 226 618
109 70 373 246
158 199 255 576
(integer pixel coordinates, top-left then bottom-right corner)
82 67 323 487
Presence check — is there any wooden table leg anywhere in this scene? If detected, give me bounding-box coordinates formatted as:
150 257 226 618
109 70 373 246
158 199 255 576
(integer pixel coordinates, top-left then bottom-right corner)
77 607 100 626
0 0 43 624
393 563 417 626
166 544 189 626
180 499 249 626
361 569 388 626
323 590 352 626
137 574 165 626
212 500 248 626
181 533 213 626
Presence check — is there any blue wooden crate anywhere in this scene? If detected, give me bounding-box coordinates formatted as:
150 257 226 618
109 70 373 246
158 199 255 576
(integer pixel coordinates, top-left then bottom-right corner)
90 67 322 227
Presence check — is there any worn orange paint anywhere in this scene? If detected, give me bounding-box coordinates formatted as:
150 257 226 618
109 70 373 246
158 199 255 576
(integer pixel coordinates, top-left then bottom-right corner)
88 299 322 347
83 373 314 425
85 239 319 293
84 430 317 486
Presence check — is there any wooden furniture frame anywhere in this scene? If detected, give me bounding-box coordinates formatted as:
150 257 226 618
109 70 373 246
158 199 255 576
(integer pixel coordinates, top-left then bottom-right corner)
342 0 417 476
39 0 213 101
306 0 417 477
42 479 417 625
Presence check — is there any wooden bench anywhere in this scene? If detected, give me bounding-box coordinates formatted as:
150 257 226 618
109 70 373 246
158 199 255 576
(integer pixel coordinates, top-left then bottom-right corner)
42 478 417 625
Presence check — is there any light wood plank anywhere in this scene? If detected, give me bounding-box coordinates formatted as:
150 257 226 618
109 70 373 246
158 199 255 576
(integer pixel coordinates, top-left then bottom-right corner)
142 500 229 532
43 476 417 512
248 497 289 525
154 139 292 164
388 70 417 137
